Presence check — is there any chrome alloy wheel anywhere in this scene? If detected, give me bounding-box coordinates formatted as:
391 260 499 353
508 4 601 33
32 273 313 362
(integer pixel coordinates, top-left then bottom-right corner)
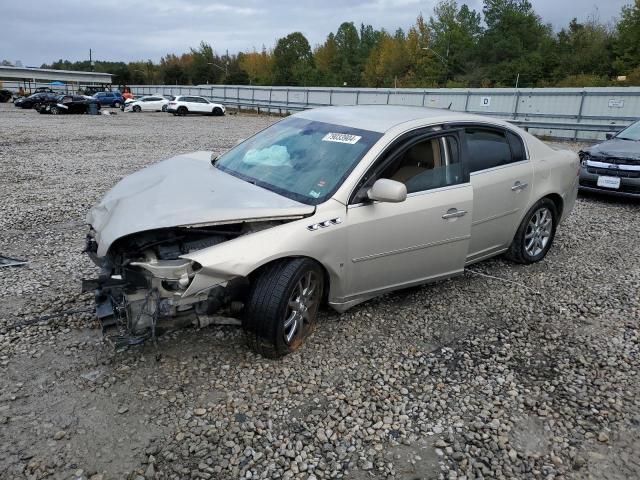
525 207 553 257
283 271 320 345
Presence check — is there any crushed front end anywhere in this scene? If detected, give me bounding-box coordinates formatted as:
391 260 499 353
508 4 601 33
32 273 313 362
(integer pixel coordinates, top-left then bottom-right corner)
82 225 248 347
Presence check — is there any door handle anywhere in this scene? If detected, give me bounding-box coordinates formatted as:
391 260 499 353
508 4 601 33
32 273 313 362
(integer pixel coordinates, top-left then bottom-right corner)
442 209 467 219
511 181 528 191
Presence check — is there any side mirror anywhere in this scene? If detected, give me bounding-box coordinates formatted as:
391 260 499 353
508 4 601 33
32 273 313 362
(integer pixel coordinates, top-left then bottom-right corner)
605 132 615 140
367 179 407 203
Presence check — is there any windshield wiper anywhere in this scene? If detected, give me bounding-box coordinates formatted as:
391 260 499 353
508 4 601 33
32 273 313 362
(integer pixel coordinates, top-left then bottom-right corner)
615 137 638 141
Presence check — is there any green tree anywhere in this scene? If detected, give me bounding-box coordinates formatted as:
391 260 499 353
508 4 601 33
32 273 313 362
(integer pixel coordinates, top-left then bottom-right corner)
614 0 640 74
272 32 314 85
478 0 554 86
334 22 361 86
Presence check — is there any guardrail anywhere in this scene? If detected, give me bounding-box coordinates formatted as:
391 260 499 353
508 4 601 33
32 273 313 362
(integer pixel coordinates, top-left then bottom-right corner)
128 84 639 141
5 81 637 140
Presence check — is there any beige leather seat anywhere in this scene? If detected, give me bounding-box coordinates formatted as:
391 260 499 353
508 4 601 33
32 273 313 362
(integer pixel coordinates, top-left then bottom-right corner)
391 141 437 183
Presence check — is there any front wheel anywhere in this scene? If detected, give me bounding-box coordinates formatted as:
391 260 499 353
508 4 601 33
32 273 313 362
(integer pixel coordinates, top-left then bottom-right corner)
133 105 141 113
113 101 121 108
33 102 41 110
505 198 557 264
243 258 323 358
212 107 223 116
50 106 60 115
161 105 167 112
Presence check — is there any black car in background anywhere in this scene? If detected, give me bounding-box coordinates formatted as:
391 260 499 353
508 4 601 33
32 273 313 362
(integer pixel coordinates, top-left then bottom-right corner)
38 95 101 115
0 89 13 103
14 92 59 110
579 120 640 198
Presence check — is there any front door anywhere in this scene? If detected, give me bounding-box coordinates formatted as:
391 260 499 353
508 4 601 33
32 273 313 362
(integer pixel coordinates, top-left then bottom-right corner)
345 133 473 299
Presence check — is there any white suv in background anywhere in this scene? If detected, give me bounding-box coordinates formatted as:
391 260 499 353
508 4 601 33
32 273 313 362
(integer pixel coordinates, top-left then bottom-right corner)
167 96 225 116
124 94 170 113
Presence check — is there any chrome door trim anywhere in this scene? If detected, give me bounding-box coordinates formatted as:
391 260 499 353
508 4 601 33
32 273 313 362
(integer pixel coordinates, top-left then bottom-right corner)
347 183 470 209
469 159 530 177
351 234 471 263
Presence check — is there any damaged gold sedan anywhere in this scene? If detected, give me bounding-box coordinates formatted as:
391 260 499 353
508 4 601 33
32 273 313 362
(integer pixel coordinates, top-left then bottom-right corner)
84 105 579 357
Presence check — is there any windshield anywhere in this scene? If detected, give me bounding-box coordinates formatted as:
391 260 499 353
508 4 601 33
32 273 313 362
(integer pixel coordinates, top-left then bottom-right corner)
215 116 382 204
615 121 640 141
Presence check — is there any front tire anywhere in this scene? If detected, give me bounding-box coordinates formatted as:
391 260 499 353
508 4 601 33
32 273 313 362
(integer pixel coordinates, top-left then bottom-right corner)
243 258 323 358
505 198 557 264
113 101 121 108
212 107 223 116
133 105 141 113
161 105 167 112
50 106 60 115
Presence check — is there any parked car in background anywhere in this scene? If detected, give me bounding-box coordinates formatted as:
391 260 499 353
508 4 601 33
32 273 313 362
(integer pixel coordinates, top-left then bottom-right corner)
166 95 225 116
579 120 640 198
14 92 59 109
84 105 578 356
93 91 124 108
39 94 101 115
0 89 12 103
124 94 170 113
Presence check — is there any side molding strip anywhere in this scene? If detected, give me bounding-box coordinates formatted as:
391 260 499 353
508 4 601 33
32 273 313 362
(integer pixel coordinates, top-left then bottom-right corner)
352 234 471 263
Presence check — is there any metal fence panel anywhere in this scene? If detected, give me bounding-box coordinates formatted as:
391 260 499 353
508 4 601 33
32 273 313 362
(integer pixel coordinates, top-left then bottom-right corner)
4 80 639 140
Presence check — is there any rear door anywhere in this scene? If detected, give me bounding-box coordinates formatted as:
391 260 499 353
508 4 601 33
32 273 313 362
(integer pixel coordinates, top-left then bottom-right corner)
463 126 533 263
345 130 472 298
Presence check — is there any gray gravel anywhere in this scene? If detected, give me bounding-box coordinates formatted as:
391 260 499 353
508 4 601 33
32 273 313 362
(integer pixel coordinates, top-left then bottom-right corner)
0 103 639 480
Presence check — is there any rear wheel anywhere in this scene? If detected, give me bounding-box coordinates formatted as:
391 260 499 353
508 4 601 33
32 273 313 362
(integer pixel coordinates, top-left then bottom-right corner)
505 198 557 264
243 258 323 358
177 106 188 116
133 105 141 113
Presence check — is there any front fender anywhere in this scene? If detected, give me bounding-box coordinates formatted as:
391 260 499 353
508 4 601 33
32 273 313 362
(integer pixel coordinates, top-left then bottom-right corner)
181 200 348 300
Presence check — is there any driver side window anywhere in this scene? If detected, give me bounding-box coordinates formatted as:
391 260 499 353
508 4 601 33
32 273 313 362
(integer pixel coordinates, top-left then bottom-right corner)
379 135 465 194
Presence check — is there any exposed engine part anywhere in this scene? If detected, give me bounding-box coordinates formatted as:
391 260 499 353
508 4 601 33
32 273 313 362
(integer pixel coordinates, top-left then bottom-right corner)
83 221 285 347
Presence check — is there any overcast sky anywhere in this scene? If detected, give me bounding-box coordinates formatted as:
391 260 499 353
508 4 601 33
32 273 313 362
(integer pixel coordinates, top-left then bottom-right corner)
1 0 631 66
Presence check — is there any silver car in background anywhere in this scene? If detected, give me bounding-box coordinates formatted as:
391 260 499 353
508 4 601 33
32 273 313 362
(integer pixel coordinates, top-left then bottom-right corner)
84 106 579 357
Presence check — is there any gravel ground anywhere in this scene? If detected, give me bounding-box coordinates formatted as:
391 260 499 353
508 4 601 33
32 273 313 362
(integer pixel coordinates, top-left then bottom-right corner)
0 103 638 480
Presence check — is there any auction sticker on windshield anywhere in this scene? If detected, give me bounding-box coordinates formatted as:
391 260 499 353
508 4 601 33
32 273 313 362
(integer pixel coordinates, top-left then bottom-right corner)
322 133 362 144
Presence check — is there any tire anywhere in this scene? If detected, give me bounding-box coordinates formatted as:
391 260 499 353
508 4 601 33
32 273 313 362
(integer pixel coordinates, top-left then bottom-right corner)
243 258 323 358
212 107 223 116
32 102 40 111
50 106 60 115
505 198 557 264
133 105 141 113
177 106 188 116
113 101 121 108
161 105 167 112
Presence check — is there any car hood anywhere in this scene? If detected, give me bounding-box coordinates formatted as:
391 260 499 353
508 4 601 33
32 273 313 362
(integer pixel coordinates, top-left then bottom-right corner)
585 138 640 161
88 151 315 257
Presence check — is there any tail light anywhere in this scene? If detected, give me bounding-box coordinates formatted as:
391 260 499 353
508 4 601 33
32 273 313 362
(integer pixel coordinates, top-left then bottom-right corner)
169 102 177 106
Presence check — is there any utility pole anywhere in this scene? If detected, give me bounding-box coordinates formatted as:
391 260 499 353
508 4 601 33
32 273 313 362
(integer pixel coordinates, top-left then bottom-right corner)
89 49 93 72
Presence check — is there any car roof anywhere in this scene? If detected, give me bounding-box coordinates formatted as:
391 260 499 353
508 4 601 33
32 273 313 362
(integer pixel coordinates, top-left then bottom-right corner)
294 105 505 133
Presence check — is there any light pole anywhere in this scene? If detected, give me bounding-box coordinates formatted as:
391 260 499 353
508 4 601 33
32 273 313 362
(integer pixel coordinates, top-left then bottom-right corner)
422 46 448 85
207 61 229 82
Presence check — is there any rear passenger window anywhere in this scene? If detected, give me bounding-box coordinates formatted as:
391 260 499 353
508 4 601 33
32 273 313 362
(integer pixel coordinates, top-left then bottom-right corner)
506 131 526 161
465 128 512 173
